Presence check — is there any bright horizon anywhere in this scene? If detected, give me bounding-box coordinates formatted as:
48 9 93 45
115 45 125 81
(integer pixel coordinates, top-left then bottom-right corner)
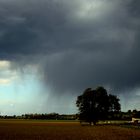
0 61 139 116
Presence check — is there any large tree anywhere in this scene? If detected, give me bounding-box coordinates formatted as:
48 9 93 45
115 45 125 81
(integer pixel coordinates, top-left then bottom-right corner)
76 86 121 125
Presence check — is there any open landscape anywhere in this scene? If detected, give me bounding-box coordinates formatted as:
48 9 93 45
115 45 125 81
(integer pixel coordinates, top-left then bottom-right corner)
0 120 139 140
0 1 140 140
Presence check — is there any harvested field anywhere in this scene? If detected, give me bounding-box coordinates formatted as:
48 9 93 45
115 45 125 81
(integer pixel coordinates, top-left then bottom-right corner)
0 120 139 140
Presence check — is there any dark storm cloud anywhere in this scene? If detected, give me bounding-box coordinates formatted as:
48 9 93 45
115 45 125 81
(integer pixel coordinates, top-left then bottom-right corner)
0 0 140 96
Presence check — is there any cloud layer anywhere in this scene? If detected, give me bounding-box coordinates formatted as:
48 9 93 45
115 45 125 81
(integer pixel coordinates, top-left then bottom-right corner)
0 0 140 112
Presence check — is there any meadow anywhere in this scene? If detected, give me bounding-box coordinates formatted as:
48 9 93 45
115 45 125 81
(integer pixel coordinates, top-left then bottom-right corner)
0 120 139 140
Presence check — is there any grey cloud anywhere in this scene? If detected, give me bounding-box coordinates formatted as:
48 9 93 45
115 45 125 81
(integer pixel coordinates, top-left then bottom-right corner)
0 0 140 98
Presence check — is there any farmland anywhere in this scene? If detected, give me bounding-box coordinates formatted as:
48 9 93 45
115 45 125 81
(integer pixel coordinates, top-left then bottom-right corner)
0 120 139 140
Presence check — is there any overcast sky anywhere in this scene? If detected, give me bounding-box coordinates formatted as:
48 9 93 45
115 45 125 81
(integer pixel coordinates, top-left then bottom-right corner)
0 0 140 115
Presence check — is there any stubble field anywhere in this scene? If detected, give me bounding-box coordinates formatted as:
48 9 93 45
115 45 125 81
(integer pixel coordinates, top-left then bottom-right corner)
0 120 139 140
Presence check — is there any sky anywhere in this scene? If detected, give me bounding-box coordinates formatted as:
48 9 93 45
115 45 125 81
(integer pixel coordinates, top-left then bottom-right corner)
0 0 140 115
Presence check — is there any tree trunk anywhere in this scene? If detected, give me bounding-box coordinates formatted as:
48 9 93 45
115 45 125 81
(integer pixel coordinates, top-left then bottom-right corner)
89 121 92 126
93 121 96 125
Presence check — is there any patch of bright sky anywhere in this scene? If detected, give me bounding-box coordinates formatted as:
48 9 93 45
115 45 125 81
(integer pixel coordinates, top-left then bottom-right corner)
0 60 49 115
119 88 140 112
73 0 116 20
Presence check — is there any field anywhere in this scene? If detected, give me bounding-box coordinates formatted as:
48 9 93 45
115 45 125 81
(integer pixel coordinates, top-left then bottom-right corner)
0 120 139 140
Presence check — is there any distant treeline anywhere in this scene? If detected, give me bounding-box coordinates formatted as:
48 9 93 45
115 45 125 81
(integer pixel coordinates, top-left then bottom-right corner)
0 110 140 120
0 113 78 120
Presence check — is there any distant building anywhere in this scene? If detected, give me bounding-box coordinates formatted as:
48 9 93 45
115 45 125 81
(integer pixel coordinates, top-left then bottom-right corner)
132 117 140 124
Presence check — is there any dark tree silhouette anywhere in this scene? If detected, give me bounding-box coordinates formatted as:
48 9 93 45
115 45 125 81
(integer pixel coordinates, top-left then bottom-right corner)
76 86 121 125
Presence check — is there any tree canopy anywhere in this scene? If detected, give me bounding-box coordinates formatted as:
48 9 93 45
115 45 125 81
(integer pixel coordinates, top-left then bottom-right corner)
76 86 121 125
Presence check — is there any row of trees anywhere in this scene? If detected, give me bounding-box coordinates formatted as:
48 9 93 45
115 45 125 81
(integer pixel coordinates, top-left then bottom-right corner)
0 110 139 121
76 86 121 125
0 113 77 120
